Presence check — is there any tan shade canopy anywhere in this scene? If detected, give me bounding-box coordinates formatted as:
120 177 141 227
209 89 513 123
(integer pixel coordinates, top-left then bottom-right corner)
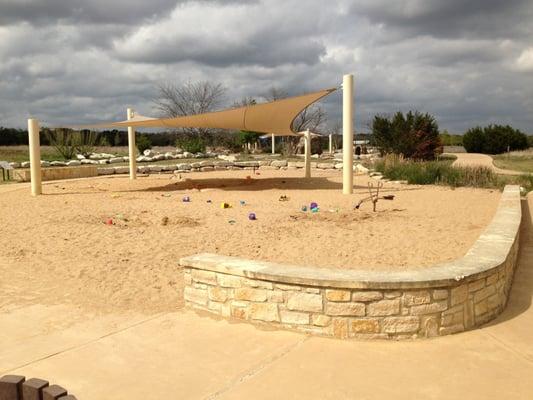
260 131 323 139
77 88 336 135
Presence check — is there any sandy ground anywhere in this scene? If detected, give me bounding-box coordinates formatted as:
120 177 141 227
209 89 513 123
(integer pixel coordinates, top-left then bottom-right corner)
0 169 500 314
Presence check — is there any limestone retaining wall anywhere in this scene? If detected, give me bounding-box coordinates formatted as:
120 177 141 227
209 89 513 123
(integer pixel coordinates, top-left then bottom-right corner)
181 185 522 339
12 166 98 182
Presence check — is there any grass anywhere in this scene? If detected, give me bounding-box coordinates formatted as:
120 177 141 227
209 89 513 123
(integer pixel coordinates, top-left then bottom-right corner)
493 150 533 173
375 154 533 193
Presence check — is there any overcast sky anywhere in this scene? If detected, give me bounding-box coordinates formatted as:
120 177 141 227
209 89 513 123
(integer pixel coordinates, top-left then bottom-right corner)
1 0 532 133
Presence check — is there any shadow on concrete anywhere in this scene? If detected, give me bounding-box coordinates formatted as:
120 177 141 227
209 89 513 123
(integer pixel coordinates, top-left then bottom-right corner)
486 196 532 326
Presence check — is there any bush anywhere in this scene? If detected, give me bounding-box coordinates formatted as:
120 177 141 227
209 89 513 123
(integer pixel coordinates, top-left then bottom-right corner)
176 136 206 154
372 111 442 160
463 124 528 154
136 134 152 154
374 154 500 188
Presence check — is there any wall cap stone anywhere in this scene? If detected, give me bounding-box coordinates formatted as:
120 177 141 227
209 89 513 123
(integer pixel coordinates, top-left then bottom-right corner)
180 185 521 289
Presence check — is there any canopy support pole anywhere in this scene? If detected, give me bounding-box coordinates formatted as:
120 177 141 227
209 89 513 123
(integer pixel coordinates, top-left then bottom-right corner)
271 134 275 154
304 129 311 179
342 74 354 194
28 118 42 196
127 108 137 180
329 133 333 154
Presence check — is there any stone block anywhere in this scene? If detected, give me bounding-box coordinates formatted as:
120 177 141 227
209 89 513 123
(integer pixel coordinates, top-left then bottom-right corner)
217 274 245 288
43 385 67 400
473 285 496 303
305 288 321 294
325 289 351 302
332 318 349 339
432 289 449 300
276 283 302 291
248 280 274 290
231 304 249 319
487 294 500 310
402 290 431 306
184 287 208 306
350 318 380 334
367 299 400 316
439 324 465 335
312 314 331 327
382 317 420 334
326 302 365 316
421 316 439 338
267 290 284 303
351 291 383 302
234 288 267 302
450 284 468 306
191 269 217 285
280 311 310 325
23 378 49 400
287 292 323 312
384 291 402 299
475 299 488 316
410 300 448 315
486 273 499 286
0 375 25 400
468 279 485 293
208 287 228 302
249 303 279 322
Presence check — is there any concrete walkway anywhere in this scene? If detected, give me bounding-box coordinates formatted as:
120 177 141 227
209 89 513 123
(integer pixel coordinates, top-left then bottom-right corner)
1 195 532 399
451 152 527 175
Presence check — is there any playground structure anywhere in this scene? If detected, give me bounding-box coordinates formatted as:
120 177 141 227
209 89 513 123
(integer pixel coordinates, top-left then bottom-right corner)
26 74 355 196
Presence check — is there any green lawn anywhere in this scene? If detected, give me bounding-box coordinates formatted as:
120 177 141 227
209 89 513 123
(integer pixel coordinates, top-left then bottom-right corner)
493 153 533 173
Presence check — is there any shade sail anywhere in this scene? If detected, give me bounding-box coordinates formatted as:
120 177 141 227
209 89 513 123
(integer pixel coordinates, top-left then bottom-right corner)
260 131 323 139
76 88 336 135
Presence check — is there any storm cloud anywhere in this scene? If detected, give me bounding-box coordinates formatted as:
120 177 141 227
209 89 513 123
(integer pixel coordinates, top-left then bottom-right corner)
0 0 532 133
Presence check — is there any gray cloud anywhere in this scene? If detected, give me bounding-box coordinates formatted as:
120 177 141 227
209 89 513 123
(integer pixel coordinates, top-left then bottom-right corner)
0 0 532 134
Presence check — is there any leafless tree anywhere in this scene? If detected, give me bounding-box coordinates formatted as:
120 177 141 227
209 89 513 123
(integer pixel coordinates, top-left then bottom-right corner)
153 81 226 137
263 87 288 101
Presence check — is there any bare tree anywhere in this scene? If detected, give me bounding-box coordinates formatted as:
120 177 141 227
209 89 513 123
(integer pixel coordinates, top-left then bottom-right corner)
153 81 226 138
263 87 288 101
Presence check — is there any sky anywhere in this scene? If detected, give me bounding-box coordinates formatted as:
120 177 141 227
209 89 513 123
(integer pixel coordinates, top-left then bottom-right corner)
0 0 532 133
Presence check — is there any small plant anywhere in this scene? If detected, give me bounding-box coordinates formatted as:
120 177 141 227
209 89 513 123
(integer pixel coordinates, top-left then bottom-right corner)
45 128 79 160
136 134 152 154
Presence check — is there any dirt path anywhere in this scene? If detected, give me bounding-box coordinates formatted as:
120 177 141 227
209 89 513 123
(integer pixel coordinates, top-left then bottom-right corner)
451 152 527 175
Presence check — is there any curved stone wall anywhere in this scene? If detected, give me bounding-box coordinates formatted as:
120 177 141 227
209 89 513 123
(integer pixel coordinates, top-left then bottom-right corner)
180 185 522 339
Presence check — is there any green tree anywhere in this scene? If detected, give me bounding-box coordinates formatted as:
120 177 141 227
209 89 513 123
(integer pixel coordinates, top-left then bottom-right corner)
463 125 528 154
372 111 442 160
136 134 152 154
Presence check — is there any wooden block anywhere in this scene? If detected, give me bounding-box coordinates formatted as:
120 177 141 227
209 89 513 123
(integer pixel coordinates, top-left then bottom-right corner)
0 375 25 400
42 386 66 400
22 378 49 400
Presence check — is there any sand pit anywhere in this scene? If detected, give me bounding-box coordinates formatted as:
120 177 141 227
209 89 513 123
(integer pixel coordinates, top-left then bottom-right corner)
0 169 500 314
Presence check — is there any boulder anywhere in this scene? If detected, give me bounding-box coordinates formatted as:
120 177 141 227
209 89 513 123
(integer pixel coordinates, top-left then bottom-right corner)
66 160 81 166
9 162 21 168
258 160 272 166
164 152 174 160
51 161 67 167
98 159 109 165
317 163 334 169
114 166 130 174
235 161 260 167
143 149 156 157
182 151 193 158
218 154 237 162
194 152 206 158
109 157 123 164
152 154 165 161
270 160 288 168
334 163 343 169
176 163 192 170
199 160 214 167
190 162 202 169
148 165 164 172
40 161 51 167
81 159 98 165
287 161 305 168
355 164 369 174
21 161 31 168
200 166 214 172
76 154 85 160
98 167 115 175
162 164 177 171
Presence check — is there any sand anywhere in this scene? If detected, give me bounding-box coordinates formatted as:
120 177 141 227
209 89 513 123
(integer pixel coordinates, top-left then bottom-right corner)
0 169 500 314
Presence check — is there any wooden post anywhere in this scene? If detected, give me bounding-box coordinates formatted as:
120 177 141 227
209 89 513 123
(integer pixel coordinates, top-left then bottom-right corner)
28 118 42 196
127 108 137 180
271 134 275 154
342 74 354 194
329 133 333 154
304 129 311 178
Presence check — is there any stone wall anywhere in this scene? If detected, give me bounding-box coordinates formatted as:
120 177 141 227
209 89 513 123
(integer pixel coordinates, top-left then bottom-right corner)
181 185 522 339
12 166 98 182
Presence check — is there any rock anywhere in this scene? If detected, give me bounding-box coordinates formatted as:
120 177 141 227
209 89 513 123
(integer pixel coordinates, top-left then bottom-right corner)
355 164 369 174
334 163 343 169
66 160 81 166
89 153 104 160
98 159 109 165
109 157 123 164
182 151 193 158
317 163 334 169
50 161 67 167
176 163 192 170
148 165 163 172
152 154 165 161
235 161 260 167
311 154 319 158
200 166 214 172
76 154 85 160
143 149 155 156
9 162 21 168
270 160 288 168
190 162 202 169
136 156 151 162
199 160 214 167
162 164 177 171
122 156 129 162
21 161 31 168
137 165 150 173
213 160 232 167
164 152 174 160
40 161 50 167
287 161 305 168
98 167 115 175
218 154 237 162
114 166 129 174
175 148 183 154
80 159 98 165
175 154 186 159
258 160 272 166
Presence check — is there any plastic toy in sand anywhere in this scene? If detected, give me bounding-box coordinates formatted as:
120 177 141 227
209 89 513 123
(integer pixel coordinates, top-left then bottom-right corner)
310 202 319 213
207 199 212 203
221 202 232 209
182 196 191 202
301 205 308 212
228 219 236 224
239 200 246 206
105 218 114 225
248 212 257 220
279 195 289 202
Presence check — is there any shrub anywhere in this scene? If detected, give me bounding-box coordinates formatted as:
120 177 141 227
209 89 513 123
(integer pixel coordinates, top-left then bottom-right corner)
463 124 528 154
45 128 101 160
136 134 152 154
176 136 206 154
372 111 442 160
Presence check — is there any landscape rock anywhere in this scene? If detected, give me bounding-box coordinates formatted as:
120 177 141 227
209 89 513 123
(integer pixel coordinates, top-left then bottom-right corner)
98 167 115 175
270 160 288 168
114 166 129 174
81 159 98 165
76 154 85 160
40 161 51 167
9 162 21 168
98 159 109 165
66 160 81 166
235 161 260 167
176 163 192 170
355 164 369 174
109 157 123 164
21 161 31 168
51 161 67 167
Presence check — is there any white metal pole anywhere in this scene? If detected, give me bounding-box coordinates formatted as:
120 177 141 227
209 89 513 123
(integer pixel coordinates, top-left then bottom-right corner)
28 118 42 196
342 74 354 194
329 133 333 154
127 108 137 180
304 129 311 178
271 133 275 154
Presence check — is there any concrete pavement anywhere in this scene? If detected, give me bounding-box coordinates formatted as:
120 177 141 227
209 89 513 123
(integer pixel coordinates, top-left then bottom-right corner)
1 194 531 399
